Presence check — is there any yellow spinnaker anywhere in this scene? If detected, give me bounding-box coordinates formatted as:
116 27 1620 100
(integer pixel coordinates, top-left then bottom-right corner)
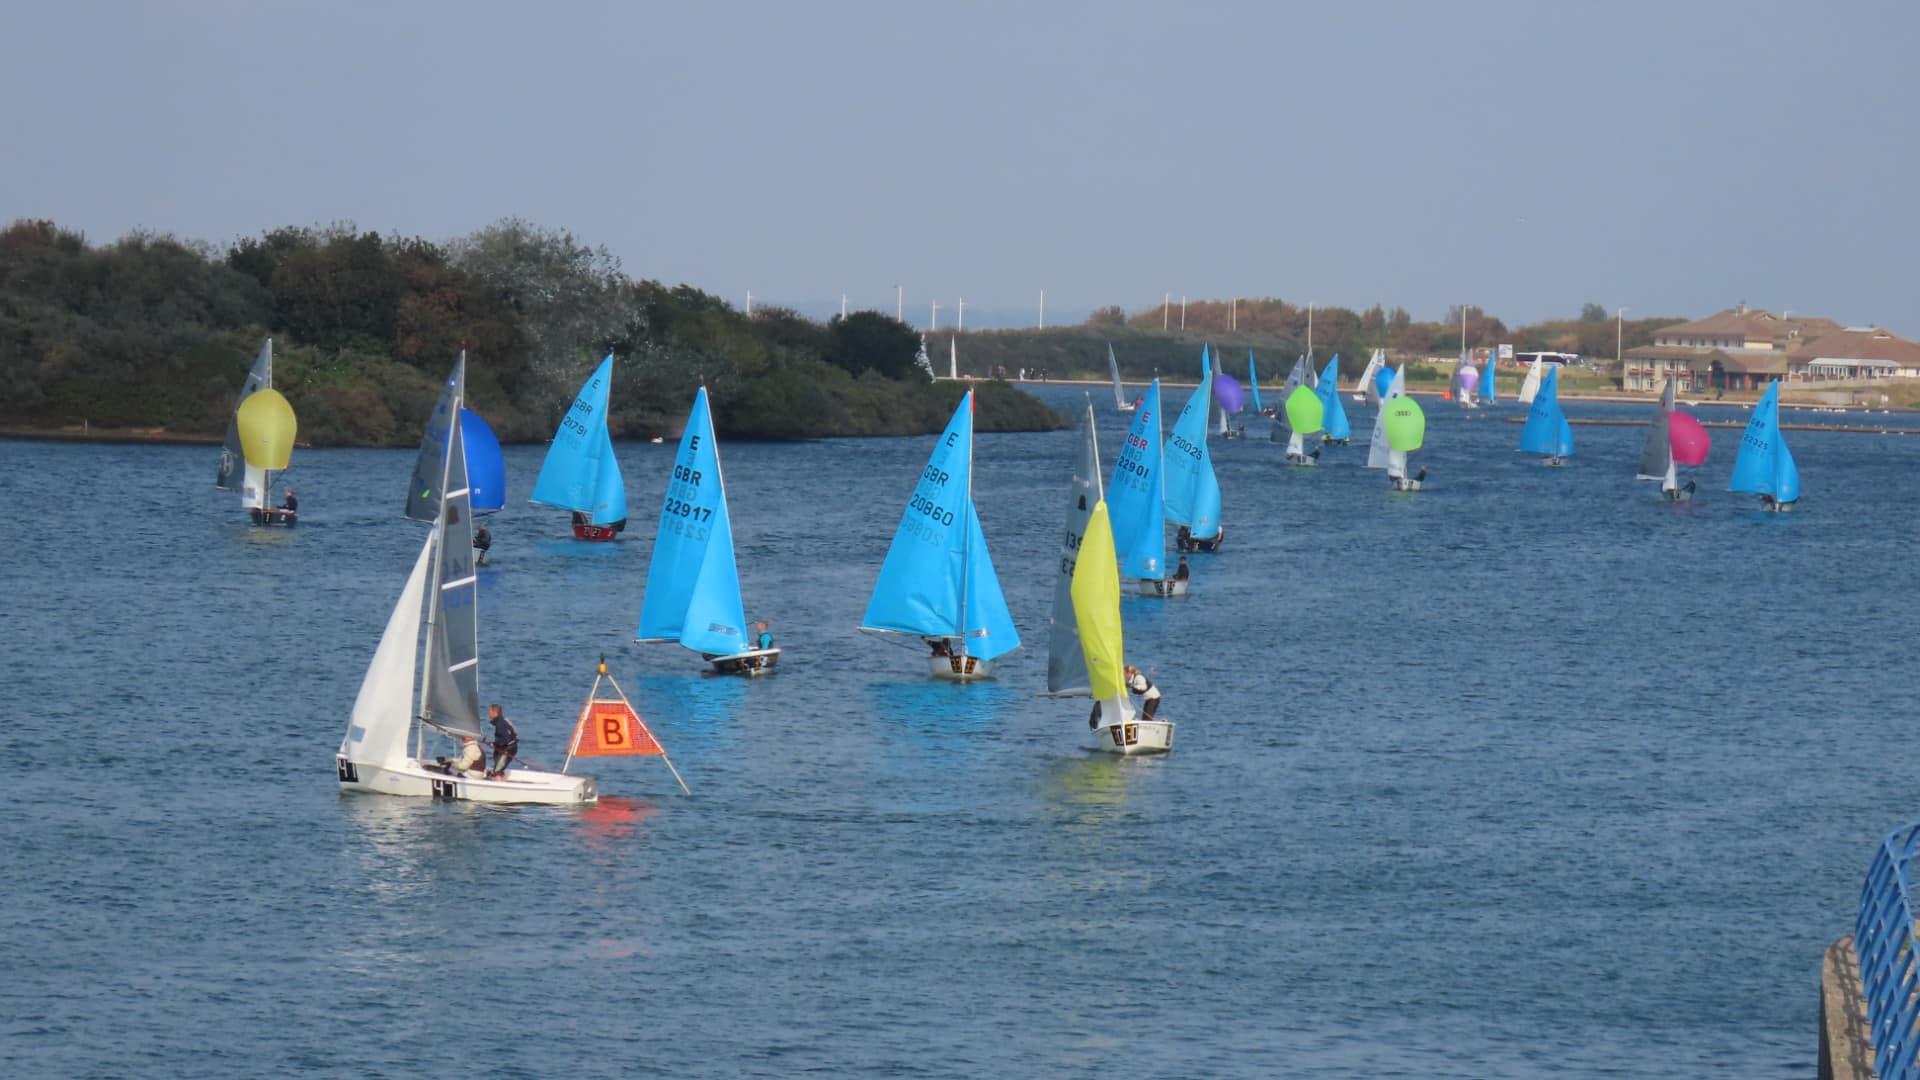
236 388 297 469
1070 500 1126 702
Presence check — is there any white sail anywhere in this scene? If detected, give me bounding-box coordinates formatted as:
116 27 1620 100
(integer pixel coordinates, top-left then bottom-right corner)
1357 349 1385 405
1518 359 1544 405
1387 447 1408 480
949 336 958 380
1109 344 1129 410
341 537 432 770
1285 430 1305 457
1661 459 1678 493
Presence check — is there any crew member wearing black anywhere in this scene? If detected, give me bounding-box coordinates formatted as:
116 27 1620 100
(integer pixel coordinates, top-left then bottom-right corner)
485 704 518 778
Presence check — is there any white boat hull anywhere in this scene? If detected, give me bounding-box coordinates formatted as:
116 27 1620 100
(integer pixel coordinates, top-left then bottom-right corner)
1091 719 1174 755
929 654 994 680
1137 578 1189 597
336 756 597 805
1391 478 1423 491
709 647 780 676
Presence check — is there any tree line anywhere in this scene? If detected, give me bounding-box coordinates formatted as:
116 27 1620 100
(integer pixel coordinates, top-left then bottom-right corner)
0 218 1061 445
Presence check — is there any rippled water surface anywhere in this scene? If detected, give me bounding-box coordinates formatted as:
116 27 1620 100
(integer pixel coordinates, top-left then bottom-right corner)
5 386 1918 1077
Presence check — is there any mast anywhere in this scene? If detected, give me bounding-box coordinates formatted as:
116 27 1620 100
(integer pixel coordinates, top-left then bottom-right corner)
415 354 464 759
958 392 973 657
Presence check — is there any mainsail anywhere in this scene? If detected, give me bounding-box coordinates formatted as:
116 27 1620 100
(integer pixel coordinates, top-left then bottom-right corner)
636 387 750 657
861 391 1019 660
1315 356 1350 440
1108 344 1129 410
531 354 628 525
1248 351 1264 413
1518 358 1544 405
1046 402 1104 696
1729 381 1799 502
1357 349 1386 406
1518 366 1574 458
1479 356 1498 404
407 353 465 522
1366 367 1406 469
1071 500 1134 727
1163 354 1222 540
216 339 273 492
423 416 482 739
1107 380 1167 580
1636 376 1676 481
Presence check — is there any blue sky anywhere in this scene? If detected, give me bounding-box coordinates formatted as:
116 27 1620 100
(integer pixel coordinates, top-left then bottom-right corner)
4 0 1915 332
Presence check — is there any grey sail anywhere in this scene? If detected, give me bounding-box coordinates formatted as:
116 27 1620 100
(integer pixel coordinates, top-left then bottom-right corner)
1108 344 1127 409
1636 376 1675 480
1046 402 1103 696
407 352 466 522
425 416 483 739
215 339 272 490
1282 356 1309 396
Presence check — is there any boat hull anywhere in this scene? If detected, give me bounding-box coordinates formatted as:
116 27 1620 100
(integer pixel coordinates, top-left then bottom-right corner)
1391 478 1423 492
929 654 994 680
1137 578 1189 597
250 507 297 527
572 521 624 541
336 756 596 805
709 647 781 676
1091 719 1175 755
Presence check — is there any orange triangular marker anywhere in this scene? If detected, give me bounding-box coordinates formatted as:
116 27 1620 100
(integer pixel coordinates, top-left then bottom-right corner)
571 700 663 757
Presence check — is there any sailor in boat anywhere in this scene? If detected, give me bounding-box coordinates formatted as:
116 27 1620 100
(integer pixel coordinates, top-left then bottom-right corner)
473 522 492 564
1088 701 1103 729
484 704 518 778
1666 479 1697 503
1173 556 1190 582
1175 525 1194 554
281 488 298 514
1546 454 1565 467
1758 492 1792 512
1124 665 1162 720
434 736 484 777
926 637 951 658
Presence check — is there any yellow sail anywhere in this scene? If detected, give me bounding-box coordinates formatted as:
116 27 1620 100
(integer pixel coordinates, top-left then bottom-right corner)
1070 500 1126 701
236 388 297 470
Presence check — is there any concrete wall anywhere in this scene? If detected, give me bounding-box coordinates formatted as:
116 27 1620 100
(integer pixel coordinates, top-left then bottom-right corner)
1820 935 1877 1080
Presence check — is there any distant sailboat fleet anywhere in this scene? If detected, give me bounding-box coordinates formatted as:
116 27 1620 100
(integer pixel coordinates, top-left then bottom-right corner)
193 331 1826 798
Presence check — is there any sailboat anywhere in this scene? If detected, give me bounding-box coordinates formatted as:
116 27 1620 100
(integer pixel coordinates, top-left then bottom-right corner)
216 338 299 526
1272 355 1316 444
1366 366 1407 472
1518 365 1573 466
1108 380 1186 596
1666 410 1710 501
1383 395 1428 490
1249 351 1273 416
1451 364 1480 408
1044 400 1103 698
1478 355 1498 406
1164 355 1225 553
337 358 596 804
949 336 958 380
636 386 780 675
1109 344 1136 413
1074 498 1174 755
1636 376 1676 484
1314 355 1351 444
1517 357 1545 405
861 390 1020 678
1282 382 1324 465
531 353 628 540
1355 349 1386 405
1729 381 1799 511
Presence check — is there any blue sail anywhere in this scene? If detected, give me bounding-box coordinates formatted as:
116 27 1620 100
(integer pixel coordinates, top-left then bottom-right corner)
1163 364 1221 539
1316 355 1351 440
1479 357 1498 404
1374 364 1395 401
1106 380 1167 580
459 408 506 512
1248 351 1264 413
530 354 628 524
637 387 749 655
1729 381 1800 502
1518 366 1574 456
862 392 1020 659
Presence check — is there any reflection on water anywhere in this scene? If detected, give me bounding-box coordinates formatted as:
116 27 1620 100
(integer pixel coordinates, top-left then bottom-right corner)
863 677 1021 745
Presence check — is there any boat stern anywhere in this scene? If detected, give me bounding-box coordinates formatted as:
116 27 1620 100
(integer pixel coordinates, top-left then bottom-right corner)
1091 720 1175 755
928 654 994 681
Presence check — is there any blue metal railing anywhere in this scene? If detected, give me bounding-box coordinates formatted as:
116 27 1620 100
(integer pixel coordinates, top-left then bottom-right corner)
1857 820 1920 1079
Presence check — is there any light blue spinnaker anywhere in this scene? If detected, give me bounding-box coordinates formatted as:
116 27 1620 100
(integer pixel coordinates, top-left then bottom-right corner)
637 387 750 656
1107 380 1168 580
459 408 506 512
1164 353 1222 540
1729 381 1799 503
1479 356 1498 405
1517 365 1574 457
1248 351 1264 413
861 391 1019 660
1373 364 1395 402
1316 355 1351 440
530 354 628 525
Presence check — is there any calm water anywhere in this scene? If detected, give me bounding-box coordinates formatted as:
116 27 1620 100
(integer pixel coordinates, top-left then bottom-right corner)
5 387 1918 1077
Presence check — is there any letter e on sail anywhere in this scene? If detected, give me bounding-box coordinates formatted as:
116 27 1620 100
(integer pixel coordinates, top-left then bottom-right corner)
571 701 662 757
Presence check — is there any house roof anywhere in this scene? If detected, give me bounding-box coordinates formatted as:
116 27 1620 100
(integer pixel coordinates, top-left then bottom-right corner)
1790 327 1920 368
1656 307 1843 345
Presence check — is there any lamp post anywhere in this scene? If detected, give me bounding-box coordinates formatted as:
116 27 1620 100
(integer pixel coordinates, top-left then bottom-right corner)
1039 290 1045 330
1307 302 1314 362
1616 307 1627 382
1180 295 1186 330
1163 293 1170 330
896 285 902 322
